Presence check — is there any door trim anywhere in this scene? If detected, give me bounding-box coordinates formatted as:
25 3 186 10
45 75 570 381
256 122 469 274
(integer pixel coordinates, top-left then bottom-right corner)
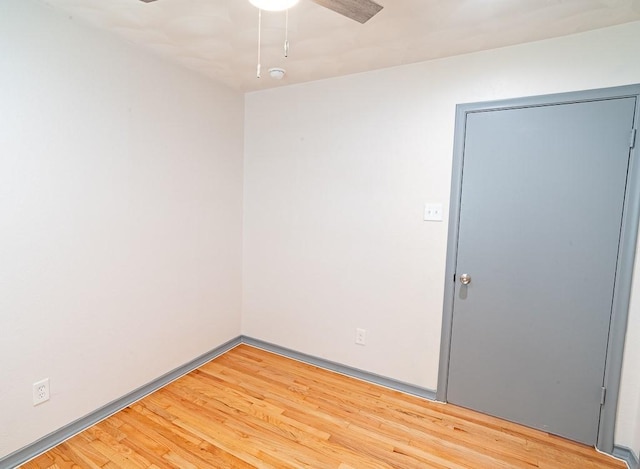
436 84 640 453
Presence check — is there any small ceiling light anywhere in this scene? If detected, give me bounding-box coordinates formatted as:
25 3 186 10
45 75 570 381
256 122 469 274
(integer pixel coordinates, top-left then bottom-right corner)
249 0 299 11
269 67 286 80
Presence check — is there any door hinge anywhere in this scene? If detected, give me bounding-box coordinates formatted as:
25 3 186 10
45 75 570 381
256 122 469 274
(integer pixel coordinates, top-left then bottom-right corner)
600 386 607 406
631 128 637 149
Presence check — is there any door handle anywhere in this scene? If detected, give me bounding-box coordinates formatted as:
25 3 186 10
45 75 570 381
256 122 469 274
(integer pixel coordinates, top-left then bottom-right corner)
459 274 471 285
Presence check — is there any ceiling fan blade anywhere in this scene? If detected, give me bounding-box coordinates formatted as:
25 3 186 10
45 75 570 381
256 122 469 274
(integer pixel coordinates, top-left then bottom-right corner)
139 0 158 3
312 0 383 24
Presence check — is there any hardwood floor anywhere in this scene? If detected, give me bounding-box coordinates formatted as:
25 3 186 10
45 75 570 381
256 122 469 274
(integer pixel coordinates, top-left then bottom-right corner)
22 344 625 469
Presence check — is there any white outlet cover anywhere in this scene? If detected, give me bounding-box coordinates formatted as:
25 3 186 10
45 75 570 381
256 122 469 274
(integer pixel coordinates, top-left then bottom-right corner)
424 203 444 222
33 378 50 406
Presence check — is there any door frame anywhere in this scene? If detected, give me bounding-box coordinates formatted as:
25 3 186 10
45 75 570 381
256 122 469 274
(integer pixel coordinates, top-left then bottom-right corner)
436 84 640 453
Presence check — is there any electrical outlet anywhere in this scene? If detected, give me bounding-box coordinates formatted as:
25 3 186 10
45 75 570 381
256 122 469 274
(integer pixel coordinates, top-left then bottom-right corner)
355 328 366 345
424 203 443 222
33 378 50 406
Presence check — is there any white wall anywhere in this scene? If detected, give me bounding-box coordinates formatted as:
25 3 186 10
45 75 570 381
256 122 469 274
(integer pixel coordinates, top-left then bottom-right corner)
243 21 640 456
0 0 244 458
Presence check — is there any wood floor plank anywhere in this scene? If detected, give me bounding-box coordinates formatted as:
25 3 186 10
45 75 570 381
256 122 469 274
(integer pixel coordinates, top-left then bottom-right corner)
20 344 626 469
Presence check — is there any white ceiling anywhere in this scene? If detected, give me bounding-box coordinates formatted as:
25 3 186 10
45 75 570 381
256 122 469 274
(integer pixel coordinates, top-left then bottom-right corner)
42 0 640 92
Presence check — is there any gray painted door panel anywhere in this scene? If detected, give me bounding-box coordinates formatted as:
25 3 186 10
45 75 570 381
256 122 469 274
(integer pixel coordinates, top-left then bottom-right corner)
447 97 636 445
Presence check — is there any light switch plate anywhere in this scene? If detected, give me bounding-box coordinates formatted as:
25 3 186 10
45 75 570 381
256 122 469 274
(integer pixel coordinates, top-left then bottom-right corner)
424 203 443 222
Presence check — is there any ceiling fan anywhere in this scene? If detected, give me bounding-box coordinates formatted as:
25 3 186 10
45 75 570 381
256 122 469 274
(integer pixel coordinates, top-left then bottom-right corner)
139 0 384 24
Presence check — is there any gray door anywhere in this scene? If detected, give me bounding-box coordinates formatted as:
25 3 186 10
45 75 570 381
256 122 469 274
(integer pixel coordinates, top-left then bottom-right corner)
447 97 637 445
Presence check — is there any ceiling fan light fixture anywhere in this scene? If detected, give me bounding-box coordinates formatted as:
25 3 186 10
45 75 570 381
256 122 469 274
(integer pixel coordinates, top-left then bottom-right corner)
249 0 299 11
